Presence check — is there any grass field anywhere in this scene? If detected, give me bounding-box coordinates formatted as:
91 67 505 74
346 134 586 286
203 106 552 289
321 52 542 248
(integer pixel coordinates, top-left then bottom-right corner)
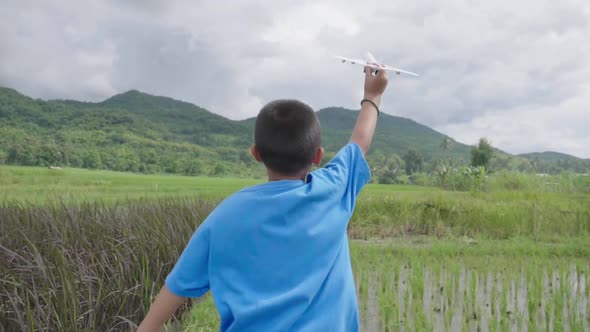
0 165 261 202
0 165 434 202
1 165 589 331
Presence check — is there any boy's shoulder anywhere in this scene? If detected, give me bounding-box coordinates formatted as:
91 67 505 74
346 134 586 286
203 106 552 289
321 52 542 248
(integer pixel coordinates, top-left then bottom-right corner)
209 181 300 212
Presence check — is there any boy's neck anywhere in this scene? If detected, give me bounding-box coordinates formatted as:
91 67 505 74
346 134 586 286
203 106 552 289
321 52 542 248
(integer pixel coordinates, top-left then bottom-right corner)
267 168 310 182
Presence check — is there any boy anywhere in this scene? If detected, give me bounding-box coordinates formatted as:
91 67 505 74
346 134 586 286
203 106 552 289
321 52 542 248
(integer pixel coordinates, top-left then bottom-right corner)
138 66 388 331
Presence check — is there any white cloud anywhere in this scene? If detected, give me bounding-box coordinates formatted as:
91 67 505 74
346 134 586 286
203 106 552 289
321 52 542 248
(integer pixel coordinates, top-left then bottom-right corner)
0 0 589 158
441 84 590 157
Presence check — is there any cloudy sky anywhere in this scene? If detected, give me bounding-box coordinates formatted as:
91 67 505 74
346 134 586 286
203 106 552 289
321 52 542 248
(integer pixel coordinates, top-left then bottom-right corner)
1 0 589 158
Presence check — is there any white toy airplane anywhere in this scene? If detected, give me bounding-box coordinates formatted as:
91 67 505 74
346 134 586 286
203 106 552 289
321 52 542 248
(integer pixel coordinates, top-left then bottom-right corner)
334 51 419 77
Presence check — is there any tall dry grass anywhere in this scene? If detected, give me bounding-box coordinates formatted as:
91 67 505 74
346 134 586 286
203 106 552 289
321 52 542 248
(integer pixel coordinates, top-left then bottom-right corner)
350 192 590 239
0 198 216 331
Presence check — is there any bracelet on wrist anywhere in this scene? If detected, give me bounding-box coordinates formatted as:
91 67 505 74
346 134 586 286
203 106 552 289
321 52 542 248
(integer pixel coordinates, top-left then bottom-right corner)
360 99 380 117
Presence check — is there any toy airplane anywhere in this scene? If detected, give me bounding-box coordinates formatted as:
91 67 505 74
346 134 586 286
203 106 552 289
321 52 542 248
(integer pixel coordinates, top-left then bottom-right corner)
334 52 419 77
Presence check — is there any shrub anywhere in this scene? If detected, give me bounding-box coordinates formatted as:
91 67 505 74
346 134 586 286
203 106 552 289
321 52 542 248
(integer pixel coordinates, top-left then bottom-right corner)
410 172 434 187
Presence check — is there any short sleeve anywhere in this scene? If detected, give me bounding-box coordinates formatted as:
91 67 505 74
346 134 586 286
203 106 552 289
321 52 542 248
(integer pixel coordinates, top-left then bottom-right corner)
313 142 371 208
165 224 211 298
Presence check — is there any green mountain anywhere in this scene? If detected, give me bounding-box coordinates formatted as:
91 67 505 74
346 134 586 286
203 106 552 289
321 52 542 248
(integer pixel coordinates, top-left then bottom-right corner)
519 151 584 163
321 107 471 160
241 107 472 161
1 87 585 177
97 90 251 148
518 152 589 174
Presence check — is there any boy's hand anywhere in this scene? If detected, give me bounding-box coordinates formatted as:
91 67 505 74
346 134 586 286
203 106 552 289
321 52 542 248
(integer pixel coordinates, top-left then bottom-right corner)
363 66 389 102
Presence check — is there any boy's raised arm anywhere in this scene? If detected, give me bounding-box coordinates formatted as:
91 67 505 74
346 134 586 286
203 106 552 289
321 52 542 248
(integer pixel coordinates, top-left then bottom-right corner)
349 66 389 155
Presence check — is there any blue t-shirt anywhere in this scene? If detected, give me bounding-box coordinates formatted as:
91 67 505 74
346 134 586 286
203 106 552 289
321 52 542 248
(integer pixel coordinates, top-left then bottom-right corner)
166 143 371 331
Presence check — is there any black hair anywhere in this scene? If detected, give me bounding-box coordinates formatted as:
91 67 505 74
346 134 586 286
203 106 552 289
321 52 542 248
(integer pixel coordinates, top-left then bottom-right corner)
254 99 321 175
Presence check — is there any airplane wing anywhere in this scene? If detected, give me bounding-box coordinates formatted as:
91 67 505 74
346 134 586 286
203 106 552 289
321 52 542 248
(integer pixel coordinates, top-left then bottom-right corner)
334 55 368 66
334 56 386 71
381 64 420 76
335 54 419 76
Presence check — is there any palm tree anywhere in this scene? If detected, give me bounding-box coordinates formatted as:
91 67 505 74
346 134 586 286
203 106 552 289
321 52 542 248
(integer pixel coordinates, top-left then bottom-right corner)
439 136 455 170
440 136 454 152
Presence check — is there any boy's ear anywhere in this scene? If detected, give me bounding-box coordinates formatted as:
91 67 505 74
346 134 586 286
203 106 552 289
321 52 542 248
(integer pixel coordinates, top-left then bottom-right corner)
251 145 263 163
312 147 324 166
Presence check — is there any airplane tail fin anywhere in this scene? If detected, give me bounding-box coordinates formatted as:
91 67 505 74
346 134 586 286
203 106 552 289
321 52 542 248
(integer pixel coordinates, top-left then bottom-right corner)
365 51 378 64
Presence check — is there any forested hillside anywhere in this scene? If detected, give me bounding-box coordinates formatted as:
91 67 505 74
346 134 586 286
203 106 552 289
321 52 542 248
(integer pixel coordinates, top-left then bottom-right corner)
519 152 589 174
1 87 587 180
0 88 259 177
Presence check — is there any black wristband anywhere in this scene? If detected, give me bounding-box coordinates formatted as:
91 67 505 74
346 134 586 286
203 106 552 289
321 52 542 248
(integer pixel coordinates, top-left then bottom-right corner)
360 99 380 117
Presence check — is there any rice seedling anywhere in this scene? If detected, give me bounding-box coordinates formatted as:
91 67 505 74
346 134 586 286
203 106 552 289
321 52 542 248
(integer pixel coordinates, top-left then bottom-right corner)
347 244 589 332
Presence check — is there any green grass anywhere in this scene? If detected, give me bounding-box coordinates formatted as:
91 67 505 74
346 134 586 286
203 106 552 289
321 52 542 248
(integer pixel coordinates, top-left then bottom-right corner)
5 165 589 239
0 165 261 202
0 165 436 203
1 165 589 331
3 165 590 241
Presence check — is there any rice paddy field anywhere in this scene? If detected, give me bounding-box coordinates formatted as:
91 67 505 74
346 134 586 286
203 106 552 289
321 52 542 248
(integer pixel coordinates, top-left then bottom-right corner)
1 165 589 331
352 243 589 332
